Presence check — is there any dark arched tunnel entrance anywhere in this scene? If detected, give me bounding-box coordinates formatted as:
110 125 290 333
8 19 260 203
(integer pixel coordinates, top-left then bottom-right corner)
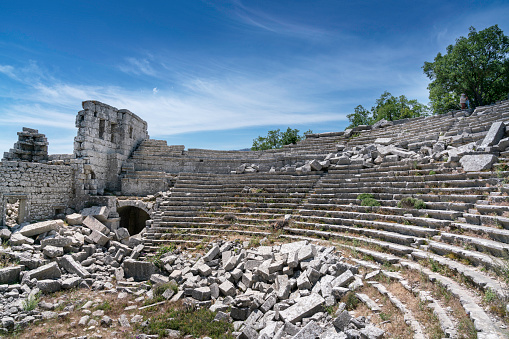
118 206 150 236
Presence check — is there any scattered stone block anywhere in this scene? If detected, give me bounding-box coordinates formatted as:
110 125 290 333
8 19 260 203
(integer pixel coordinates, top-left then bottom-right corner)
66 213 83 226
83 216 110 235
279 293 325 324
58 255 91 278
19 220 63 237
460 154 497 172
89 229 109 246
37 279 62 294
123 260 155 281
0 266 21 284
43 245 64 258
24 262 61 280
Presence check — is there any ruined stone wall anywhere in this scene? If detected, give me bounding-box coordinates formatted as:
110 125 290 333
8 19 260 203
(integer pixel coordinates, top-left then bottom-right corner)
74 101 148 197
0 161 74 225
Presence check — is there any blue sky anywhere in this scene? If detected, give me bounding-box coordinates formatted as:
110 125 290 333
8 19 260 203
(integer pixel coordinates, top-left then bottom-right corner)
0 1 508 154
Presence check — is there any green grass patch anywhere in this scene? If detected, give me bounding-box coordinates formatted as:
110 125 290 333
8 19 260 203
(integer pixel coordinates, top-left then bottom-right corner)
357 193 381 207
22 292 41 312
142 304 234 339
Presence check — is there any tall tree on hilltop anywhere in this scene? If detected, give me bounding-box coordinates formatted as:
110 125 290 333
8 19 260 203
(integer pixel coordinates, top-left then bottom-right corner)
423 25 509 114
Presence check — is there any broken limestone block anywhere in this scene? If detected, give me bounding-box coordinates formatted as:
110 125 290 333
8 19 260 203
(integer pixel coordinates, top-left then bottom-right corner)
89 229 109 246
374 137 392 145
115 227 130 241
332 270 355 288
0 266 22 284
0 228 12 240
333 310 352 331
360 324 385 339
58 255 91 278
219 280 236 297
24 262 61 280
203 245 220 262
123 259 155 281
149 274 169 285
42 245 64 258
41 236 73 248
192 286 211 301
65 213 83 226
37 279 62 294
81 206 109 223
309 160 322 171
19 219 64 237
459 154 498 172
279 293 325 324
481 121 506 147
83 216 110 235
10 233 34 246
292 320 323 339
62 277 81 289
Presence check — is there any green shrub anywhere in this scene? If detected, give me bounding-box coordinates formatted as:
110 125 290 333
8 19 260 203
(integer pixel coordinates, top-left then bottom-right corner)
398 197 426 209
357 193 374 201
361 198 381 207
343 291 359 311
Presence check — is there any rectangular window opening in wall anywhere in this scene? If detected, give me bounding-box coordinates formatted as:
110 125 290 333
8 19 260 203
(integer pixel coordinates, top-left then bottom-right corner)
129 126 133 139
110 123 117 143
55 208 64 216
99 119 105 139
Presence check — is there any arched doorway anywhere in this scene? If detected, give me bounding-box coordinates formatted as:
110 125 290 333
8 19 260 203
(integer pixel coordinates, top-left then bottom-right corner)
117 206 150 236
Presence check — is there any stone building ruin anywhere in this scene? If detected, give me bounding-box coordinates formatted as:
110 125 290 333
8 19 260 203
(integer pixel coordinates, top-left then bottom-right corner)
1 99 509 337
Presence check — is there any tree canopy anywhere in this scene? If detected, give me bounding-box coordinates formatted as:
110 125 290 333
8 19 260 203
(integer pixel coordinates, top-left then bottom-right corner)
251 127 312 151
423 25 509 114
346 91 428 129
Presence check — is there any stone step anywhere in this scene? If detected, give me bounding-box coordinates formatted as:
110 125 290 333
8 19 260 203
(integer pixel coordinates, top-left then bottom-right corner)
400 260 507 338
451 222 509 244
440 232 509 257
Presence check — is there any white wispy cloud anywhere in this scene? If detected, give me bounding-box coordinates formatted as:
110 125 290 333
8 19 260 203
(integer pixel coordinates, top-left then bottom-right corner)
118 57 157 77
220 0 331 40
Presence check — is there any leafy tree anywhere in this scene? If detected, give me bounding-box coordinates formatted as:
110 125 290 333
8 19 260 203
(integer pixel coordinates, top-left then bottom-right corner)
251 127 312 151
347 92 428 128
423 25 509 114
346 105 372 128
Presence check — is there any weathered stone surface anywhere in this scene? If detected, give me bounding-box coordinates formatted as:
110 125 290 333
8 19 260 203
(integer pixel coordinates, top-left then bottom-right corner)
62 277 81 289
89 229 109 246
66 213 83 226
123 260 155 281
19 220 64 237
279 293 325 324
203 245 220 262
0 228 12 240
292 320 323 339
0 266 21 284
115 227 130 241
219 280 236 297
24 262 61 280
192 286 211 301
459 154 497 172
42 245 64 258
10 233 34 245
37 279 62 294
41 237 73 248
481 121 505 147
333 310 352 331
81 206 109 223
58 255 91 278
83 216 110 235
360 324 385 339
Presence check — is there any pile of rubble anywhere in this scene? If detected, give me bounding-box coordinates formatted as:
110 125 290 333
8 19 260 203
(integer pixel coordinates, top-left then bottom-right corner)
0 207 387 339
0 205 147 333
141 240 385 339
4 200 20 229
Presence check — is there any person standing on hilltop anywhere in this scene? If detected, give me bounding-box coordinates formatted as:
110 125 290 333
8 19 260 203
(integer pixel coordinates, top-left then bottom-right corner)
460 93 467 109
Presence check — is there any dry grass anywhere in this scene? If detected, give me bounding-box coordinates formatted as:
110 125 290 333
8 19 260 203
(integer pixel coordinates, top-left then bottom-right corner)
8 289 143 339
350 284 412 339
